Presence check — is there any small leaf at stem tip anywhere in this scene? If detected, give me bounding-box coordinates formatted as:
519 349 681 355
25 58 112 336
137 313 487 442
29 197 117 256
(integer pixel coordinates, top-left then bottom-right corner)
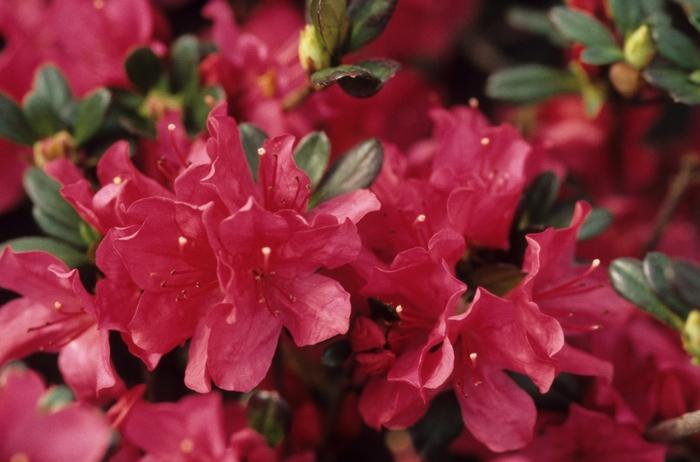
310 0 348 55
310 137 383 206
643 252 692 318
125 47 163 93
577 207 613 241
549 6 619 48
609 258 684 329
670 259 700 310
23 167 81 228
486 65 579 104
23 65 73 138
294 131 331 188
0 93 37 145
344 0 397 52
311 59 400 98
74 88 111 145
644 67 700 105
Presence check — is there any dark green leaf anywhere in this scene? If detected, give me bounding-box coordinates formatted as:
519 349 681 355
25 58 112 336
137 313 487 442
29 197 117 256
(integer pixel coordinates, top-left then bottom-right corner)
310 0 347 54
644 67 700 104
311 138 383 205
609 0 643 33
671 260 700 309
0 237 88 268
506 7 567 46
74 89 111 145
550 6 618 48
577 207 613 240
517 171 560 230
486 65 579 104
652 26 700 70
247 391 290 447
0 93 36 145
294 131 331 188
239 123 268 180
125 47 163 93
23 65 73 137
189 85 225 134
410 393 463 459
23 167 81 228
32 206 84 248
581 45 624 65
609 258 684 329
171 35 200 96
311 59 399 97
345 0 397 52
321 339 351 367
643 252 692 317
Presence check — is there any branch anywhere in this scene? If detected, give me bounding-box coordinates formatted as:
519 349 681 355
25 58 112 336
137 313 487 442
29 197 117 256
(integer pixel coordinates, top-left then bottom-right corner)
647 409 700 442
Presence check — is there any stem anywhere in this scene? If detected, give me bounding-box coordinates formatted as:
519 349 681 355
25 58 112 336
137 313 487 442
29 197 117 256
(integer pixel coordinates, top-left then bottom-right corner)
647 409 700 442
281 85 313 112
644 155 700 253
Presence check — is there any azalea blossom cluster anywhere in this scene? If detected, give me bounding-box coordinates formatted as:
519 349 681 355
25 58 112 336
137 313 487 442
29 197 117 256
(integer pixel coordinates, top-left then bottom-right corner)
1 0 700 461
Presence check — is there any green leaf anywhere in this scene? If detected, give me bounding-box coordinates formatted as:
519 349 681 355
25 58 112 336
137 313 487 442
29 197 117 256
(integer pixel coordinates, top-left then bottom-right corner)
643 252 692 317
311 59 399 97
23 65 73 138
38 385 74 412
517 171 560 230
506 7 567 46
73 88 111 145
311 137 383 206
581 46 624 65
550 6 618 48
321 339 351 367
609 258 684 329
344 0 397 52
671 260 700 309
32 206 84 248
23 167 81 228
239 123 268 180
310 0 348 55
0 93 37 145
246 391 290 447
652 26 700 70
486 65 579 104
0 237 88 268
644 67 700 104
410 393 463 459
171 35 200 96
294 131 331 188
609 0 643 34
125 47 163 93
577 207 613 240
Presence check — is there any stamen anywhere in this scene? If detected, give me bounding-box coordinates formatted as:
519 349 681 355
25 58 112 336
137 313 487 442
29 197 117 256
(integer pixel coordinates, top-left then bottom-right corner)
257 147 266 156
535 258 602 299
415 214 426 224
204 95 215 108
178 236 188 247
166 123 188 166
469 352 478 365
10 453 30 462
93 0 105 10
468 97 479 108
395 304 404 314
261 246 272 270
112 176 123 185
53 301 63 311
480 137 490 146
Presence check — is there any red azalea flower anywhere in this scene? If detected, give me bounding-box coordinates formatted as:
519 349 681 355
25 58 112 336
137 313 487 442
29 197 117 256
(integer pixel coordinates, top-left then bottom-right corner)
0 250 124 402
0 367 112 462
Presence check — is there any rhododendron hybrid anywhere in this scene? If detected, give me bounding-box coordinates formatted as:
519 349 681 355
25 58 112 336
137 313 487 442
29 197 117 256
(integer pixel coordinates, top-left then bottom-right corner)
3 1 700 461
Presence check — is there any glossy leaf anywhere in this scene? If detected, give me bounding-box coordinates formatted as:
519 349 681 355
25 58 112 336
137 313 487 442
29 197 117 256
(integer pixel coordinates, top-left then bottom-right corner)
652 26 700 70
32 206 84 248
506 7 566 46
345 0 397 52
486 65 579 104
23 167 81 228
311 59 399 97
171 35 200 95
73 88 111 145
609 258 684 329
550 6 618 48
125 47 163 93
609 0 643 34
577 207 613 241
643 252 691 317
23 65 73 137
311 137 383 205
310 0 348 54
294 131 331 188
0 93 37 145
644 67 700 104
671 260 700 309
581 46 624 65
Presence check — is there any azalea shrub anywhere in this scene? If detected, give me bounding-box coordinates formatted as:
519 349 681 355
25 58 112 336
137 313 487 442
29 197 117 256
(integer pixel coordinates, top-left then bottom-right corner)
2 0 700 461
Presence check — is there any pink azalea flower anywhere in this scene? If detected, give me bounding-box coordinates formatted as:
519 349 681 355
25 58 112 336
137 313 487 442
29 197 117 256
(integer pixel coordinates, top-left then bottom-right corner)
492 405 666 462
0 367 112 462
0 249 124 402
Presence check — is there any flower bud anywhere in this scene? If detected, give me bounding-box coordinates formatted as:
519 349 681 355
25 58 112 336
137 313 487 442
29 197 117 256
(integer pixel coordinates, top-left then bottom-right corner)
32 130 76 168
298 24 330 73
609 61 641 98
624 24 655 70
683 310 700 364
